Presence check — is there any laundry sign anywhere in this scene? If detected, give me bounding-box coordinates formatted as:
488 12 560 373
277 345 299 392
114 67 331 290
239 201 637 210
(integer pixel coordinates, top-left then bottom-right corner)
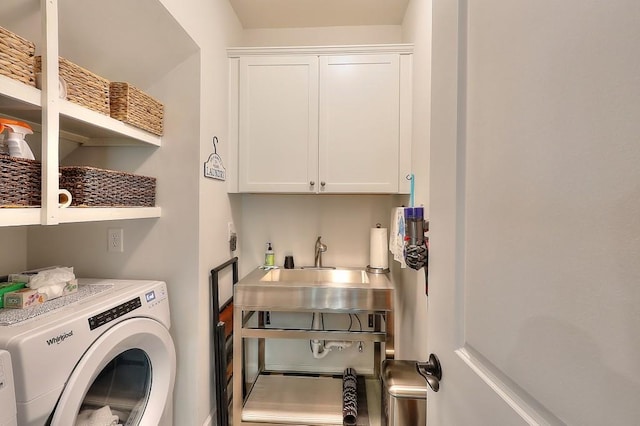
204 136 226 181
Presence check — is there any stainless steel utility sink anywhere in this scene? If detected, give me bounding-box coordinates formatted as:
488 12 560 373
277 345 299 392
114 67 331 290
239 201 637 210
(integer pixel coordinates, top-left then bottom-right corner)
260 268 369 285
236 267 393 311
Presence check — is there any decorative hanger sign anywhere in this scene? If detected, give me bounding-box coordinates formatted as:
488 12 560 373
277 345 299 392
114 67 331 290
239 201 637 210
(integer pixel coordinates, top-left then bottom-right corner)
204 136 226 181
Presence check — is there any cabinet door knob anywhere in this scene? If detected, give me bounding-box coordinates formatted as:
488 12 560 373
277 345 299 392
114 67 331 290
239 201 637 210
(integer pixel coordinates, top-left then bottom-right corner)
310 181 315 186
320 181 326 187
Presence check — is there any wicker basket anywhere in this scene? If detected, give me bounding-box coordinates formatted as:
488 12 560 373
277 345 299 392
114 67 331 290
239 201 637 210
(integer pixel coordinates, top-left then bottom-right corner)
110 82 164 136
0 26 36 87
34 56 110 115
59 166 156 207
0 155 41 207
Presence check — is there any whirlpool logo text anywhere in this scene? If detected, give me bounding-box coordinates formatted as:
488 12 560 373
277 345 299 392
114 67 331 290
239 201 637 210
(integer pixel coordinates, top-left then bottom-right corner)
46 330 74 346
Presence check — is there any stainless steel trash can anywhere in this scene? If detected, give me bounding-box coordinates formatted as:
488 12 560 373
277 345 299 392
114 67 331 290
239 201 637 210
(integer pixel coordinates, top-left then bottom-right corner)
381 360 428 426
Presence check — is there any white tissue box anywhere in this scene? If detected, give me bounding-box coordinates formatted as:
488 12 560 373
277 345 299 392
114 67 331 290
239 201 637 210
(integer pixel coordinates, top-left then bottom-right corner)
2 279 78 309
64 278 78 293
38 279 78 301
62 279 78 296
3 288 47 309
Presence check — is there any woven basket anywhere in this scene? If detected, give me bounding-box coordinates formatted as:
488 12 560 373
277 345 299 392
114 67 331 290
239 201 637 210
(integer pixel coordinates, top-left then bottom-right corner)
59 166 156 207
110 82 164 136
0 155 41 207
34 56 110 115
0 26 36 87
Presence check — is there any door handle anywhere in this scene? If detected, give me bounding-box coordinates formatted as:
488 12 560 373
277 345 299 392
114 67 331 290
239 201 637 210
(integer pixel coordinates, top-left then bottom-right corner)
417 353 442 392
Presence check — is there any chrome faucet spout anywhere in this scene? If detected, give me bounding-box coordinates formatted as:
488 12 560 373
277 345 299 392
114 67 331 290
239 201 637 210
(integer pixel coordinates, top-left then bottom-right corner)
314 236 327 268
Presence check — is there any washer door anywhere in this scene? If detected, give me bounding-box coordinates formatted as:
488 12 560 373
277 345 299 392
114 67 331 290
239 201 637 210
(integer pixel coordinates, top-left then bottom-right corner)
49 318 175 426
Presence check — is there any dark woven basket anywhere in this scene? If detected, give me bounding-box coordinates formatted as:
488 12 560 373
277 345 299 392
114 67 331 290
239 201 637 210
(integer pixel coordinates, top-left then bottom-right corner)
0 154 41 206
59 166 156 207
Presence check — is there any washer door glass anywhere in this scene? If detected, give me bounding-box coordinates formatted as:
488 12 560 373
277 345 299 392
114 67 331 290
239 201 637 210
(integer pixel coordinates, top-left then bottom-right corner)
79 348 151 424
49 317 175 426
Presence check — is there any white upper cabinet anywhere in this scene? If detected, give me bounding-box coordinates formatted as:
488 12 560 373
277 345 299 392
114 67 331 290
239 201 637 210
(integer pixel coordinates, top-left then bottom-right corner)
228 45 413 194
319 54 400 193
238 55 319 192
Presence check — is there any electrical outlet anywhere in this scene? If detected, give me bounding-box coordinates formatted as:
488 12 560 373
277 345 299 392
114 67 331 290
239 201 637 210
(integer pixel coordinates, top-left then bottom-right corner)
108 228 124 253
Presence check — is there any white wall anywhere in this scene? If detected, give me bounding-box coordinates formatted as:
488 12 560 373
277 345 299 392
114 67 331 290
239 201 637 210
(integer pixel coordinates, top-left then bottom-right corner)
241 25 402 46
156 1 244 424
0 228 27 276
237 194 396 275
396 0 432 360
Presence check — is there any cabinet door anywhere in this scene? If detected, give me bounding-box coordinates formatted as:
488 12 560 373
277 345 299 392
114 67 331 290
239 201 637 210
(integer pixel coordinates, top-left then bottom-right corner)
319 54 400 193
238 56 319 192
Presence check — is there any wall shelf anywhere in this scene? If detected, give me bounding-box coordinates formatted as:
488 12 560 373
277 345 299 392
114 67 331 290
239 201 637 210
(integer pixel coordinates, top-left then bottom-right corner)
0 75 41 110
0 0 164 228
59 100 161 147
58 207 161 223
0 207 162 227
0 208 41 227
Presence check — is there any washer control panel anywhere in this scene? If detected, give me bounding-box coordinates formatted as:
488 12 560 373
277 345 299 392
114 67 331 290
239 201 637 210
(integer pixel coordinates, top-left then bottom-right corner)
144 285 168 308
88 297 142 330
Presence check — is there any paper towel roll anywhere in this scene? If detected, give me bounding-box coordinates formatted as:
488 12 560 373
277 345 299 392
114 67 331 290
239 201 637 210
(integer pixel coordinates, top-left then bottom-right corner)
369 226 389 270
58 189 72 208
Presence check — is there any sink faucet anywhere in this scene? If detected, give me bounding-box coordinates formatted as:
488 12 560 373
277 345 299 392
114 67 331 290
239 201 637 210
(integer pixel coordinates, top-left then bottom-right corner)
314 236 327 268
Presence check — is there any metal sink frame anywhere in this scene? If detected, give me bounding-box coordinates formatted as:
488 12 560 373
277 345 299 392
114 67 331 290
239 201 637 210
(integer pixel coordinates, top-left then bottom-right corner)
232 267 395 425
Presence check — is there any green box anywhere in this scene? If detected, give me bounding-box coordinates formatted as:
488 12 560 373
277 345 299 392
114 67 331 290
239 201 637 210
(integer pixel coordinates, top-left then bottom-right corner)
0 282 27 309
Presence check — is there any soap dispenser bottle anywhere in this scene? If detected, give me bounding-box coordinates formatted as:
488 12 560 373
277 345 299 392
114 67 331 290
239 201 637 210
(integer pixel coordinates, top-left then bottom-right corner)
264 243 275 266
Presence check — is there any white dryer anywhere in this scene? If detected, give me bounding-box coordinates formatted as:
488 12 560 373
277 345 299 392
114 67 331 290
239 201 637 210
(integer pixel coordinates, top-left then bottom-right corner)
0 279 176 426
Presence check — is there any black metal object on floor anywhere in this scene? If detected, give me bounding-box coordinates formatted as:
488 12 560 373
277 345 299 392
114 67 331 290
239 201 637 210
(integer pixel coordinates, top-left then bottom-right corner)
211 257 239 426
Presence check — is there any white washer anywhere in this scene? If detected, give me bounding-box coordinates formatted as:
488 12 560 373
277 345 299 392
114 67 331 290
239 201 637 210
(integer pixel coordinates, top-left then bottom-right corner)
0 279 176 426
0 350 17 426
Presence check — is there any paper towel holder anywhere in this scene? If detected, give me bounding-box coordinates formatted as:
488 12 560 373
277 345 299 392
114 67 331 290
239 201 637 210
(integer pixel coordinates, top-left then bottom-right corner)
367 223 390 274
366 265 390 274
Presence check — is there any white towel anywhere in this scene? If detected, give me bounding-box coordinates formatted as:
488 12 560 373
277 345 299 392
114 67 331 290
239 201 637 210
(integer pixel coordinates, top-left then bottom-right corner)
27 266 75 289
75 405 121 426
389 207 407 268
28 267 77 300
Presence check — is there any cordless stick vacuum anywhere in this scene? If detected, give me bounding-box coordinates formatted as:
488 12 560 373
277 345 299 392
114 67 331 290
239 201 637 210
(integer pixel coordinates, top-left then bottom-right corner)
404 174 429 294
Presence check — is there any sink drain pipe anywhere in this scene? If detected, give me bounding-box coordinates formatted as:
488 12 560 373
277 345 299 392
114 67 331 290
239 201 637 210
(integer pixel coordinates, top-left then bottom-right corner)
311 312 352 359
